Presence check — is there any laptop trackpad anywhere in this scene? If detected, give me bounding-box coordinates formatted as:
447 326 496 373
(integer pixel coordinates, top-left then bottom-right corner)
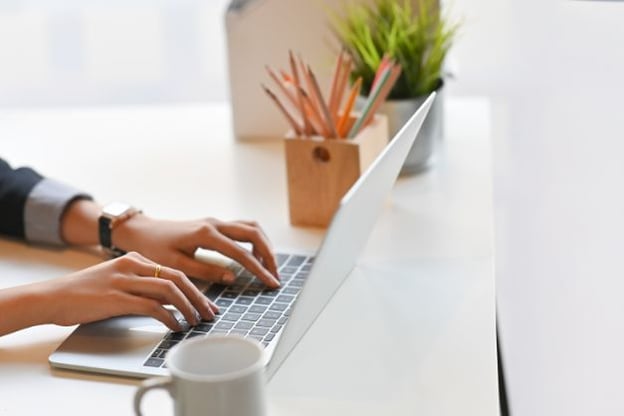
55 316 166 355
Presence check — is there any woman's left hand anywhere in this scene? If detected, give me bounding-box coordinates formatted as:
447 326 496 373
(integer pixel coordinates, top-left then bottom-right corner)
113 215 280 288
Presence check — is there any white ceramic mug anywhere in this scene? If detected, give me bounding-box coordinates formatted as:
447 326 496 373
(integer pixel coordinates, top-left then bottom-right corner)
134 335 267 416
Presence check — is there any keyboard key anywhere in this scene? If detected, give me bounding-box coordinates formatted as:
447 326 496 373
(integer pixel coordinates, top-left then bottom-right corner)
263 311 281 320
301 264 312 272
279 274 293 283
288 280 304 288
210 329 228 335
205 284 226 300
278 316 288 325
306 257 315 264
158 340 178 350
229 284 246 292
167 332 186 341
229 305 248 314
284 308 292 316
216 299 233 308
215 321 234 330
262 342 270 348
261 289 279 297
296 272 309 279
144 358 164 368
280 266 298 274
269 303 288 312
287 255 306 267
248 335 264 343
264 333 276 342
254 297 273 305
270 324 283 333
150 349 164 358
187 331 204 338
256 319 276 327
236 297 253 305
282 287 300 295
195 323 213 332
250 327 269 336
276 254 290 265
230 329 248 336
242 313 261 322
276 294 294 303
234 321 254 330
248 281 265 290
242 289 261 297
249 305 267 314
221 292 238 299
157 349 168 358
222 313 242 322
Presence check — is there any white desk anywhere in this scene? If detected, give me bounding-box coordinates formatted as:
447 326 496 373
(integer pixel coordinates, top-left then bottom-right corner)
0 98 497 415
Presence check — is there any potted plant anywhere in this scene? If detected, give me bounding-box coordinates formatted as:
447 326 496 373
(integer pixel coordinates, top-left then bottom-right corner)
330 0 459 173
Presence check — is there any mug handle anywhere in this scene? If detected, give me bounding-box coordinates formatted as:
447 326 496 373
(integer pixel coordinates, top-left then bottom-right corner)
134 376 173 416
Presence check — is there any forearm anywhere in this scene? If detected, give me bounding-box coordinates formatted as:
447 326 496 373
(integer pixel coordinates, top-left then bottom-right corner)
0 284 50 336
60 199 102 246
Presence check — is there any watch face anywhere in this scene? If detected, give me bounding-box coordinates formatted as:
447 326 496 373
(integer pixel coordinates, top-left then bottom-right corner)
104 202 131 217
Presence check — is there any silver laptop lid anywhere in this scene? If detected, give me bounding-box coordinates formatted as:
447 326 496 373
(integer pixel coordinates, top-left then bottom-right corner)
266 93 436 380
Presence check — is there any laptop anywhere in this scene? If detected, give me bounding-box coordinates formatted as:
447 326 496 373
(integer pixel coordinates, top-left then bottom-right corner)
49 93 435 380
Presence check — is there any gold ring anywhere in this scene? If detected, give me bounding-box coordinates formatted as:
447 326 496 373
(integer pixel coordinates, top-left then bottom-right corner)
153 264 162 278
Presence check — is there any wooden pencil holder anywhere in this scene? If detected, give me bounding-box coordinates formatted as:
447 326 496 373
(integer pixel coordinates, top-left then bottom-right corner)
284 114 388 227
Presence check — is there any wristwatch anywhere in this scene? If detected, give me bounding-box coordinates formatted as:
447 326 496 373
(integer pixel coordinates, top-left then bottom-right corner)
98 202 141 257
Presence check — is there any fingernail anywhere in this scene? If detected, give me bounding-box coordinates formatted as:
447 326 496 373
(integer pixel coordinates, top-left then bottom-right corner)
221 274 235 285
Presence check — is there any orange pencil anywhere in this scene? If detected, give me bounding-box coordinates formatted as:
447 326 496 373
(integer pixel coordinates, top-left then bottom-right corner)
266 65 298 109
337 77 362 138
299 87 329 137
333 56 352 121
328 50 345 121
298 56 322 119
262 84 303 136
289 50 312 136
307 66 339 138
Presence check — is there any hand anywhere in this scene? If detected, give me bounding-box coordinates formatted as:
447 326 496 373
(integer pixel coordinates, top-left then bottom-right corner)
113 215 281 288
36 252 218 331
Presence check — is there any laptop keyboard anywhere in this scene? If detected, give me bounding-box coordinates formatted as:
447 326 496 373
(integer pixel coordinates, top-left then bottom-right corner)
143 253 313 368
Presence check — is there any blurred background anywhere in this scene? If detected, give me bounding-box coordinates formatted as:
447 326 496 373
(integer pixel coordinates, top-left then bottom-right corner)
0 0 505 108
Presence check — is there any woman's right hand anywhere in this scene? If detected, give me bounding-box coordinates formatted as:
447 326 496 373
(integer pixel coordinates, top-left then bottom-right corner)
37 252 218 331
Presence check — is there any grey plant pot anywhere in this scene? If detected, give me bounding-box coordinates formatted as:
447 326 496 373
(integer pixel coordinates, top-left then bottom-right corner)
358 87 444 175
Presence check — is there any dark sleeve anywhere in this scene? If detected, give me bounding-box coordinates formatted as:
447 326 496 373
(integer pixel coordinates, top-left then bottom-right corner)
0 158 44 239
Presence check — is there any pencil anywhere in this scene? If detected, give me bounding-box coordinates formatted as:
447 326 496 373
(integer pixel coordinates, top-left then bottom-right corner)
299 87 329 137
266 65 298 109
289 50 312 136
337 77 362 138
307 66 339 138
371 54 391 91
262 84 303 136
328 50 344 122
333 56 352 121
362 64 402 129
347 65 393 138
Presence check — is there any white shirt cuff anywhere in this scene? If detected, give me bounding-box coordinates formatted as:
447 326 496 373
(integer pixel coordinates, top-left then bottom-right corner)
23 178 92 246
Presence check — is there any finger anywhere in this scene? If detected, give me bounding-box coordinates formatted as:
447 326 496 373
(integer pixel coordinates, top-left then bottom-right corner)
217 222 279 279
120 293 182 331
174 253 236 287
159 263 220 317
202 231 280 288
124 275 201 326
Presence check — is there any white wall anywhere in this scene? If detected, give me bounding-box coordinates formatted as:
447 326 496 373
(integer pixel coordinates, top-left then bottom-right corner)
0 0 231 107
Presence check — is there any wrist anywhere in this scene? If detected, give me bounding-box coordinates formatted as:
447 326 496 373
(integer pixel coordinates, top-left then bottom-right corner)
60 199 101 246
98 202 142 257
0 283 53 335
110 212 149 254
